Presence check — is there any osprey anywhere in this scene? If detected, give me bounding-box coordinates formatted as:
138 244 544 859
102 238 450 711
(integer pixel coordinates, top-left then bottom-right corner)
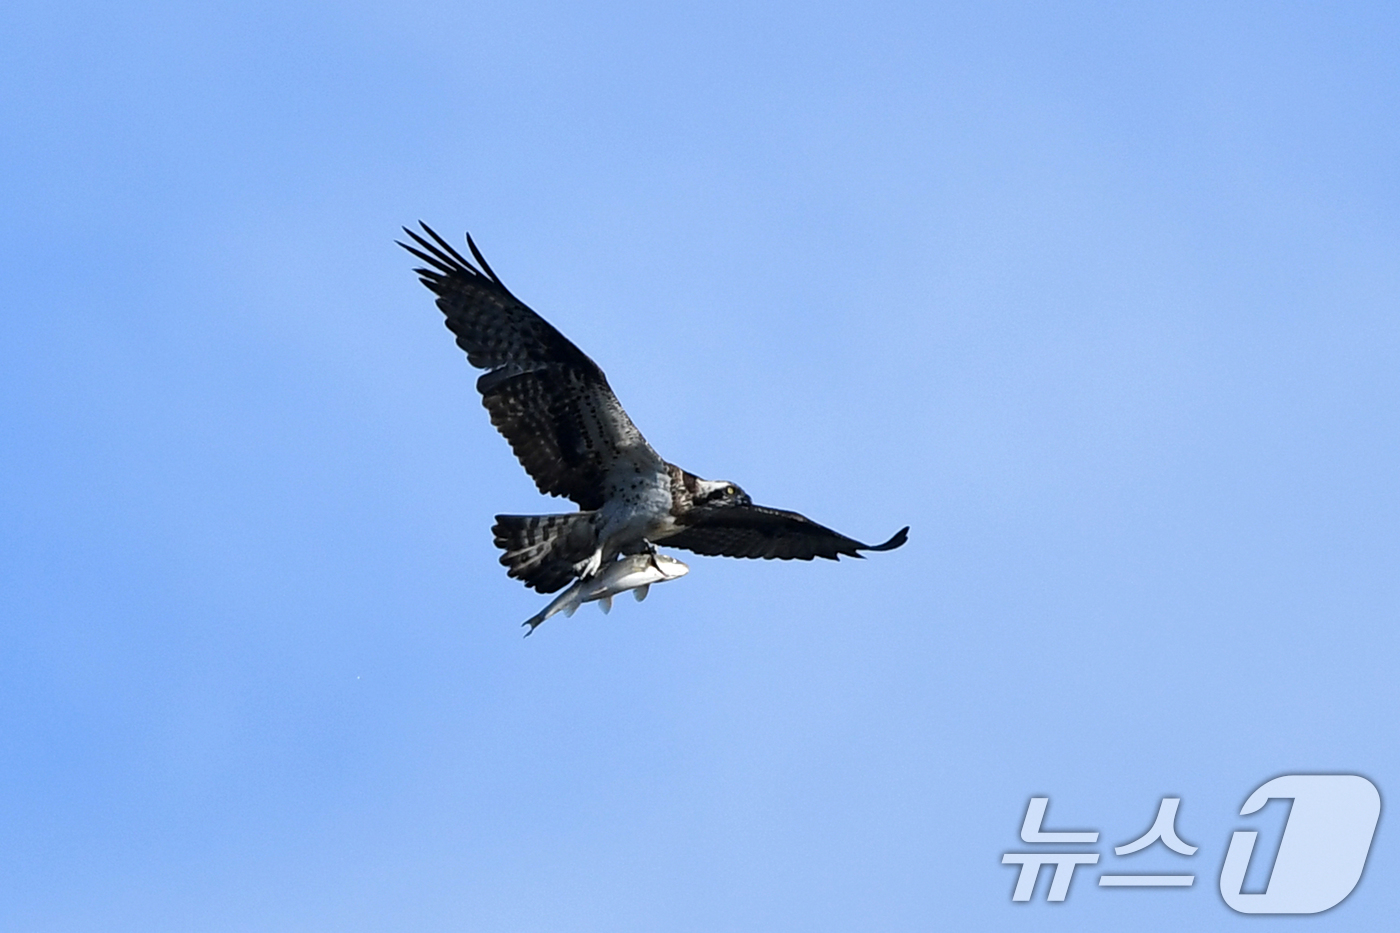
400 223 908 595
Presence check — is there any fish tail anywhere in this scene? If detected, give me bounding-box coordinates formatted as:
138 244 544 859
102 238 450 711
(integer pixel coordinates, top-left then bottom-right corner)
521 608 549 635
521 581 582 634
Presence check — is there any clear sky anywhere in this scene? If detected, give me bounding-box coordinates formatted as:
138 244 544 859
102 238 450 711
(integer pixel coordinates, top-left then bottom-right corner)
2 2 1397 930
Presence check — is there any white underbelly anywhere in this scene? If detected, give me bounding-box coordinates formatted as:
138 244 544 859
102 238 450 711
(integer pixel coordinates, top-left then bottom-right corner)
596 469 675 554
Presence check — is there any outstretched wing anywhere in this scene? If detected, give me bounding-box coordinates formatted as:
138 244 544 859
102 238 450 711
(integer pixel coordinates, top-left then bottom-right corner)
400 223 662 510
661 504 909 561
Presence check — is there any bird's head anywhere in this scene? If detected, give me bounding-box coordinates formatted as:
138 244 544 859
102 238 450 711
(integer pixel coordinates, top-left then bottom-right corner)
693 477 752 507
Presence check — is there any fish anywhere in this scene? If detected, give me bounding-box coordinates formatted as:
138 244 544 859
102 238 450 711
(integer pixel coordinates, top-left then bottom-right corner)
522 552 690 635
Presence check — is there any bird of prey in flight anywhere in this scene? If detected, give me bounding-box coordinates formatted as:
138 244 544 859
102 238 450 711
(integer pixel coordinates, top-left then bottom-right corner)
399 223 908 596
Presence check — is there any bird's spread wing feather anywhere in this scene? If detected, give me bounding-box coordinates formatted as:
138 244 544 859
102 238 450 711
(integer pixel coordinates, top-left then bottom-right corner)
400 223 661 509
662 504 909 561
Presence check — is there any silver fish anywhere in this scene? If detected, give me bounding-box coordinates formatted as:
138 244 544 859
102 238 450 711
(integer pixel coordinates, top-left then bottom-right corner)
522 552 689 634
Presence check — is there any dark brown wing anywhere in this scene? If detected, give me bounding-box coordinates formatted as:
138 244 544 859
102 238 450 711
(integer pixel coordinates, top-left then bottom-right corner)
660 503 909 561
400 223 663 509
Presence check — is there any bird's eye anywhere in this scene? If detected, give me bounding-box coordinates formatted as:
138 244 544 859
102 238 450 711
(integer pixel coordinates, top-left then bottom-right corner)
725 486 736 496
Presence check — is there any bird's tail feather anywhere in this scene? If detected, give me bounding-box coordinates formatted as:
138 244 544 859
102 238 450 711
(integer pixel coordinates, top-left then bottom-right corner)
493 512 599 593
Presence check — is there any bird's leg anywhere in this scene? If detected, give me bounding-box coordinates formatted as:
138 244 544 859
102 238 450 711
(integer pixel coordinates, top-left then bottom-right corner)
575 548 604 581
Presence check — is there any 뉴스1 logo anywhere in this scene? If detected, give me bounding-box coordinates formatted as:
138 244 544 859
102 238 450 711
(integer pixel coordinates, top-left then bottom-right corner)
1001 774 1381 914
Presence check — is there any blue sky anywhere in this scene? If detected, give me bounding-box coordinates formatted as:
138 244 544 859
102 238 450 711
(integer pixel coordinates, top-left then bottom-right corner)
2 2 1397 929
